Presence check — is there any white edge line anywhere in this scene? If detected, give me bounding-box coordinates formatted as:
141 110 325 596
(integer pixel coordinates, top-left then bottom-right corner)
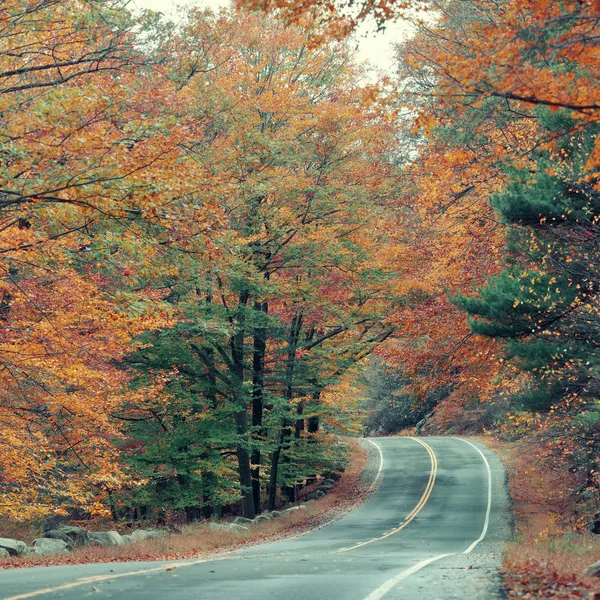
362 553 454 600
361 436 493 600
453 438 492 554
3 440 386 600
1 556 221 600
364 438 384 490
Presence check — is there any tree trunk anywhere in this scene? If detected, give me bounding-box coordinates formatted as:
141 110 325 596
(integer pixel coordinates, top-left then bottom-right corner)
307 388 321 434
251 300 268 514
232 291 255 519
268 313 303 509
201 471 215 519
294 401 304 439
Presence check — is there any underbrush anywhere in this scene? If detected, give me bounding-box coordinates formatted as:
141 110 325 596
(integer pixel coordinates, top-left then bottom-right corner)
0 439 368 569
487 437 600 598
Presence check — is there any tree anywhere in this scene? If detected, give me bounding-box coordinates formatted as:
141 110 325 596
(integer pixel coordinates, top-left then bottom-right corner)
456 113 600 412
113 9 404 518
0 0 219 519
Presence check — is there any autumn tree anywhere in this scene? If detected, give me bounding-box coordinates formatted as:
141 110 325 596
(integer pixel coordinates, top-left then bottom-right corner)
113 9 403 519
0 0 221 519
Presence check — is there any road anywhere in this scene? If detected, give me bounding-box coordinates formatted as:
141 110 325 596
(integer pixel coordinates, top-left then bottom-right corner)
0 437 512 600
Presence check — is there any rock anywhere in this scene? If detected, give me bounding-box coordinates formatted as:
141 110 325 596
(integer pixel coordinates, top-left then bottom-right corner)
302 500 315 507
208 522 230 531
44 525 88 548
0 548 10 558
233 516 253 525
269 511 281 518
415 418 427 434
88 531 124 547
322 471 342 482
415 412 434 434
584 560 600 577
121 535 133 544
323 478 336 486
281 506 300 515
130 529 160 542
229 524 249 533
0 538 28 557
306 490 326 501
31 538 70 555
15 540 29 556
317 484 332 493
253 514 272 524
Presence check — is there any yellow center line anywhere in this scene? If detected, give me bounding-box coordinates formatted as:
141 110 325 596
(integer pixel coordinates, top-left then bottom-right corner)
337 437 437 553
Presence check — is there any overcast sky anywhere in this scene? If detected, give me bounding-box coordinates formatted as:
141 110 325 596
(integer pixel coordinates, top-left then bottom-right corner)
131 0 413 75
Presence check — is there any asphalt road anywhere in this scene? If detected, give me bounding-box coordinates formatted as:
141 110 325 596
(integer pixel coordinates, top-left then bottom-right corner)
0 437 512 600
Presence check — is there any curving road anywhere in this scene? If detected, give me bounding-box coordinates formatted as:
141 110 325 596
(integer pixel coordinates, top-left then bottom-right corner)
0 437 512 600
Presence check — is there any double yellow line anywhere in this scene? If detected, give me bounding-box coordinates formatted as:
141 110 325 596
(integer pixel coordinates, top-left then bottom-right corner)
338 437 437 553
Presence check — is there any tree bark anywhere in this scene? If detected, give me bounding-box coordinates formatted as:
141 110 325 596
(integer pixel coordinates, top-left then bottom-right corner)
294 401 304 439
231 291 255 519
251 300 268 514
268 313 303 509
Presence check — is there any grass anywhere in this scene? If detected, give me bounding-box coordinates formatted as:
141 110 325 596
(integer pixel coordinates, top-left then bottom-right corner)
0 439 369 569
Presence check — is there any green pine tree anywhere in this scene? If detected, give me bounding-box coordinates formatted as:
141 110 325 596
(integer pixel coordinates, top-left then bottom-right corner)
455 110 600 412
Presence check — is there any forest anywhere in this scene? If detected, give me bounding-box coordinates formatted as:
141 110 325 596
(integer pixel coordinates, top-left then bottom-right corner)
2 0 600 577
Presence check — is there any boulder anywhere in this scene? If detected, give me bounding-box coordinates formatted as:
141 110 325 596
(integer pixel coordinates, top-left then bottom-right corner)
0 538 28 557
208 522 230 531
415 418 427 434
229 524 249 533
121 535 133 544
88 531 124 547
317 484 332 493
32 538 70 555
306 490 326 501
0 548 10 558
281 506 300 515
584 560 600 577
130 529 160 542
44 525 88 548
269 511 281 518
322 471 342 482
323 478 336 486
253 514 272 524
15 540 29 556
233 516 253 525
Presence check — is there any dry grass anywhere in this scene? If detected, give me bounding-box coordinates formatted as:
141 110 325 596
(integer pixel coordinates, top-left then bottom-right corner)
0 439 369 570
485 436 600 598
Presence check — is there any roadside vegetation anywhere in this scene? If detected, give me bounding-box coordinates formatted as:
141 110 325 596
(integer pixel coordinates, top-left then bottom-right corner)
0 442 368 568
489 438 600 598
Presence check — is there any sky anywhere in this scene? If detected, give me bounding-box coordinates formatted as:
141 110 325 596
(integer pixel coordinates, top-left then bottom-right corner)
131 0 414 76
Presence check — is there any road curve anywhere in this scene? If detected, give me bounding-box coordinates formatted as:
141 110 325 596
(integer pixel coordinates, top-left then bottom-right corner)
0 437 512 600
